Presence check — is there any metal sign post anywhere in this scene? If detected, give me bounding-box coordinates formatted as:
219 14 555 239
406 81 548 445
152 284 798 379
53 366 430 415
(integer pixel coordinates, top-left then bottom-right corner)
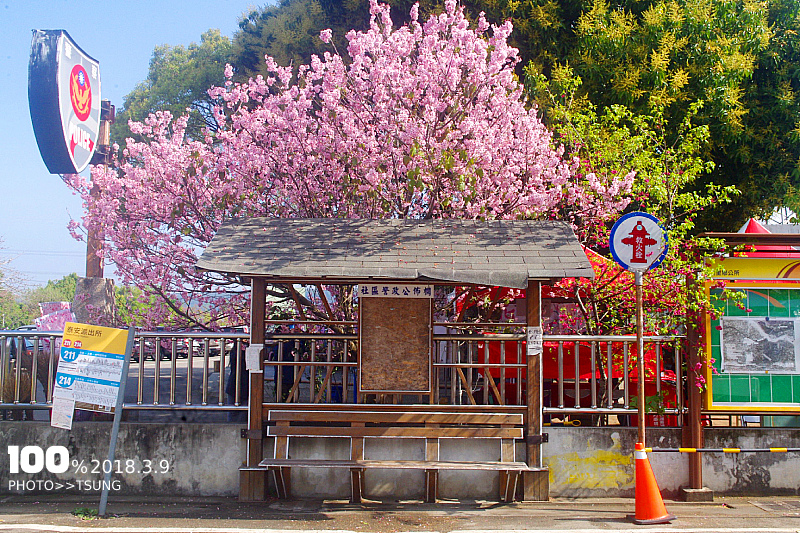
634 269 646 444
50 322 134 516
98 326 134 517
609 212 668 448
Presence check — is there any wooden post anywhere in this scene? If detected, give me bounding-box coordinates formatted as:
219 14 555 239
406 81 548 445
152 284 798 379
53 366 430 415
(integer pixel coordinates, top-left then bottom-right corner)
240 278 267 501
85 183 103 278
686 273 704 488
86 100 113 278
523 280 549 500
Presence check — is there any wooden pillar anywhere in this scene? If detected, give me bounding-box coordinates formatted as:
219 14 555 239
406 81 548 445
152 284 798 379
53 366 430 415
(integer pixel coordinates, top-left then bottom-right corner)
523 279 549 500
240 278 267 501
86 100 114 279
85 184 103 278
685 273 704 488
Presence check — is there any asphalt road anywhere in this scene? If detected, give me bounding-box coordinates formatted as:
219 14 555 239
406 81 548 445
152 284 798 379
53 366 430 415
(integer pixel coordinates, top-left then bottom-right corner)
0 495 799 533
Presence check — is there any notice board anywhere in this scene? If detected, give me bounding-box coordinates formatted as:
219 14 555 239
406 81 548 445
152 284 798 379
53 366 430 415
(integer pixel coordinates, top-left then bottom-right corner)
359 296 431 393
706 265 800 413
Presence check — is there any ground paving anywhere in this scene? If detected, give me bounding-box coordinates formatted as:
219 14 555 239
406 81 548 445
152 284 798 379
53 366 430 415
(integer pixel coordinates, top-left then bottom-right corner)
0 494 799 532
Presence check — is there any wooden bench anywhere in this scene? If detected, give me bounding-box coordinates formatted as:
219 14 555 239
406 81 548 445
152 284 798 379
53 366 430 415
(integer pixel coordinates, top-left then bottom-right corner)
256 409 539 503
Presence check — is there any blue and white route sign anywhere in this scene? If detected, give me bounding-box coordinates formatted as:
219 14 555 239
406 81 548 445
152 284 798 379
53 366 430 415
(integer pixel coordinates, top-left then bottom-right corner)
52 322 130 429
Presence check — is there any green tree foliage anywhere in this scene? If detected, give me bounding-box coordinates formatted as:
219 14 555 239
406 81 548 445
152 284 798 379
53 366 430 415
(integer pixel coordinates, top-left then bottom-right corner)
0 274 80 329
111 29 233 146
529 66 734 336
529 65 736 238
0 292 28 329
26 273 78 306
114 285 155 328
0 239 31 328
708 0 800 225
469 0 800 230
570 0 768 126
458 0 581 77
232 0 337 76
230 0 447 78
234 0 602 81
547 0 772 231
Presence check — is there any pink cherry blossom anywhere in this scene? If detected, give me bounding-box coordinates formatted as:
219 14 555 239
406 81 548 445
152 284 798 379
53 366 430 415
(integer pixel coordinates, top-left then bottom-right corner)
65 0 632 328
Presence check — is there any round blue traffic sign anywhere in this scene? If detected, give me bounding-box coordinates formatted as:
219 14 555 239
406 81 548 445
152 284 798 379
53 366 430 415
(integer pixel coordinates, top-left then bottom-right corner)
609 212 668 272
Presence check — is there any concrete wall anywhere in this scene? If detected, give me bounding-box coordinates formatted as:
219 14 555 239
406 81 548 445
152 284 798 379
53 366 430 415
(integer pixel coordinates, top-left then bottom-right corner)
1 422 243 497
702 429 800 496
1 422 799 499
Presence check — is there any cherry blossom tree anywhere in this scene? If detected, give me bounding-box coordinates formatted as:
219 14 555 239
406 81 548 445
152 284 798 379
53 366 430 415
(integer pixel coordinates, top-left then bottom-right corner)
65 0 634 328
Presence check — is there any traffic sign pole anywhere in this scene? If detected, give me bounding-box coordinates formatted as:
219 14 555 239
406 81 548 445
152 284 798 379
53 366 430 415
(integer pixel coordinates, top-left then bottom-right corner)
609 212 669 450
635 270 646 445
99 326 135 517
610 212 673 524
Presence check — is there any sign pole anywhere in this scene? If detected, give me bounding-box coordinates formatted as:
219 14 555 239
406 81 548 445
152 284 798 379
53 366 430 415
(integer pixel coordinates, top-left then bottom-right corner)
98 326 135 517
635 270 646 446
609 211 669 448
610 211 674 524
86 100 114 279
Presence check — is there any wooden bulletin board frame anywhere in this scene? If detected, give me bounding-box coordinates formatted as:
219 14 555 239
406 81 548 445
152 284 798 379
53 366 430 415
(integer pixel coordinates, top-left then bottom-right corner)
705 278 800 413
358 296 432 394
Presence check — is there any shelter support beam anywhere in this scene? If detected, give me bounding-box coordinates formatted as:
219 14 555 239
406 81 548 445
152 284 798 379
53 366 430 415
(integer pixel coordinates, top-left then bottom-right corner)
523 280 549 501
241 278 267 501
682 273 709 499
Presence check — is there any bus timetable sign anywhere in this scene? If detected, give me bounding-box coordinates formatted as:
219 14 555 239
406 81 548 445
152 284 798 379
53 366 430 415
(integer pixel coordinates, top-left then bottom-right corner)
29 30 101 174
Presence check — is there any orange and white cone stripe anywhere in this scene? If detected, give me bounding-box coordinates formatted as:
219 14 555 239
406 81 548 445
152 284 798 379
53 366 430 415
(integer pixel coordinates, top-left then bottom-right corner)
629 442 676 525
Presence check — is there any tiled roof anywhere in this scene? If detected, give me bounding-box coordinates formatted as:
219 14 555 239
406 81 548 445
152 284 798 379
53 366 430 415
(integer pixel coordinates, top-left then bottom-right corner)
196 218 593 288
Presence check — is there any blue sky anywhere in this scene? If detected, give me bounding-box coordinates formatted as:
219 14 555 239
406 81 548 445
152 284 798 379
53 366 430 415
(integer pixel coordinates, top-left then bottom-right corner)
0 0 258 287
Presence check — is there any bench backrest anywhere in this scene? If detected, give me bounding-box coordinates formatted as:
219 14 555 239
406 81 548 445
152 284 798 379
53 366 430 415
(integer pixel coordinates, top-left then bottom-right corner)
267 409 524 464
269 410 523 425
267 410 524 439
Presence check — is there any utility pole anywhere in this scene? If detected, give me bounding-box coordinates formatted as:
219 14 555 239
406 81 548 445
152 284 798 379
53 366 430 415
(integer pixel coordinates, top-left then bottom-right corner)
87 99 114 278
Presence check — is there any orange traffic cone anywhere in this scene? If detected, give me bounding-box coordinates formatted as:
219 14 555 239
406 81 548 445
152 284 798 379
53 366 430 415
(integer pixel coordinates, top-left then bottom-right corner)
628 442 676 524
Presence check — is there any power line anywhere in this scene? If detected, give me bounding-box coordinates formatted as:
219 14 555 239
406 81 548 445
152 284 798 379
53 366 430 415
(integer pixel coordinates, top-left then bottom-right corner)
0 249 84 257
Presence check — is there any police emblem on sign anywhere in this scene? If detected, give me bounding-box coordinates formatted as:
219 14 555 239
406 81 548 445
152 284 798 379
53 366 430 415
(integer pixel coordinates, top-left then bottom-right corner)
70 64 92 121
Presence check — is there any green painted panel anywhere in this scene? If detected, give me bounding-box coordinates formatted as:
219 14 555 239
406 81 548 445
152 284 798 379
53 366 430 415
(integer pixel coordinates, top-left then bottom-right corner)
794 375 800 403
710 289 726 316
711 346 722 372
726 290 748 316
712 375 731 402
746 290 769 317
769 289 791 317
772 375 792 403
710 319 721 346
731 375 752 402
763 416 800 427
752 375 772 403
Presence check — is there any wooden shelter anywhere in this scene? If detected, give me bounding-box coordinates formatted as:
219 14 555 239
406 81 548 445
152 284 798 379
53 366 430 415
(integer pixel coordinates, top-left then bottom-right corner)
197 218 593 501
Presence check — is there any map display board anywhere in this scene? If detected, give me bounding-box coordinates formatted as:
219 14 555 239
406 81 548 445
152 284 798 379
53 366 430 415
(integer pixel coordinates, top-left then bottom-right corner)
706 280 800 412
